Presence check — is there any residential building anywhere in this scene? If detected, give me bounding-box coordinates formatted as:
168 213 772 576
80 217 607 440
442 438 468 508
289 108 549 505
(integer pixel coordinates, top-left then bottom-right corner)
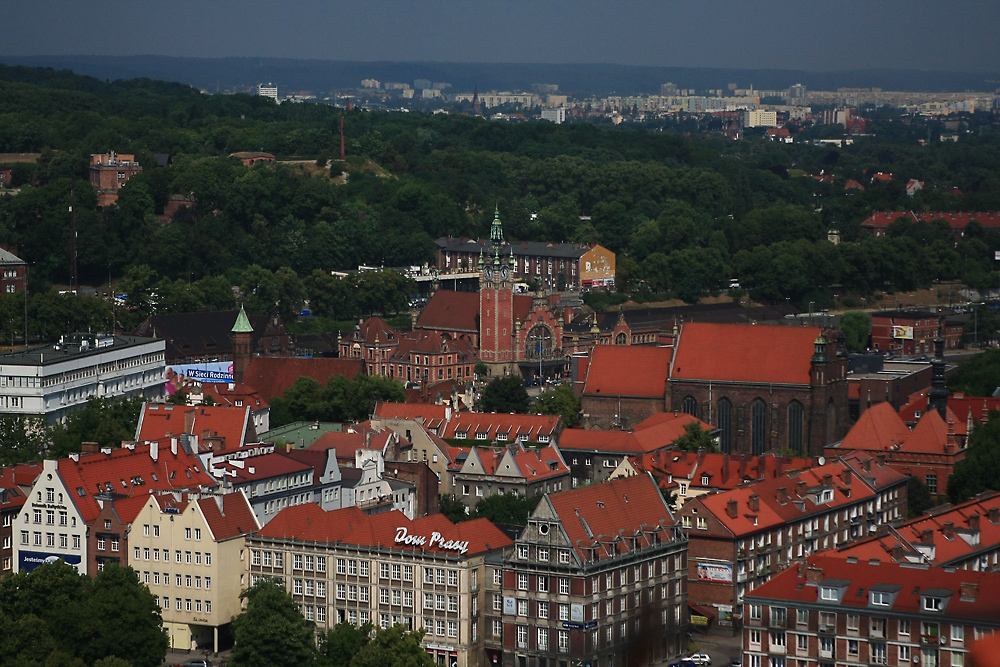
847 360 933 421
668 323 849 456
89 152 142 206
744 110 778 128
0 333 165 424
256 83 278 99
450 443 569 509
540 108 566 124
131 491 259 653
249 504 513 667
231 151 276 167
677 455 907 625
0 246 27 294
441 414 562 447
502 473 689 667
870 310 963 356
12 440 216 575
135 403 257 453
743 555 1000 667
560 411 711 486
0 463 41 575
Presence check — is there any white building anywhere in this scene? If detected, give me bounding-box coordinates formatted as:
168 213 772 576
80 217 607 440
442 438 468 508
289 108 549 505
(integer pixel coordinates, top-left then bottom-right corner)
0 333 165 423
12 458 88 573
257 83 278 100
744 109 778 127
540 107 566 124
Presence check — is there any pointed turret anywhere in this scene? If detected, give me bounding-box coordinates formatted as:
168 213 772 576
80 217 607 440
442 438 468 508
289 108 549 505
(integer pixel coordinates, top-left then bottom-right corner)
489 206 504 246
231 305 254 384
232 304 254 334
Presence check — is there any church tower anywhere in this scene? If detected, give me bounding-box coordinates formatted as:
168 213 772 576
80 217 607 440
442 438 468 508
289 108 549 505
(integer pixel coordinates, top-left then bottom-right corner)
478 208 516 376
231 304 254 384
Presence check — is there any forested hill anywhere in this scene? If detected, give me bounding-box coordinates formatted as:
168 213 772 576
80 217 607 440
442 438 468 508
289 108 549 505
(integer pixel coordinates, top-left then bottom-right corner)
1 64 999 340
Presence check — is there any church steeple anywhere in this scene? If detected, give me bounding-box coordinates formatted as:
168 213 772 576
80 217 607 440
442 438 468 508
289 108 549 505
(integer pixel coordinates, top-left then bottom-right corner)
489 205 504 246
231 304 254 384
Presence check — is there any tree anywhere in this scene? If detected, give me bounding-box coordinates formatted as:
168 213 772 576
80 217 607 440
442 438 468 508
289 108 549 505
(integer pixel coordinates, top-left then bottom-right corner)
0 415 49 465
473 362 489 379
80 564 167 667
230 578 317 667
438 494 469 523
473 492 542 526
535 383 581 427
479 375 529 414
350 625 435 667
947 349 1000 396
839 311 872 353
948 411 1000 504
907 476 935 518
47 396 145 459
316 622 372 667
673 421 718 453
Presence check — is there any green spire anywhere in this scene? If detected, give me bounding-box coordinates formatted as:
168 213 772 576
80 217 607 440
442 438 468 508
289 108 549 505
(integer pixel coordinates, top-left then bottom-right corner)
232 304 254 333
489 206 504 245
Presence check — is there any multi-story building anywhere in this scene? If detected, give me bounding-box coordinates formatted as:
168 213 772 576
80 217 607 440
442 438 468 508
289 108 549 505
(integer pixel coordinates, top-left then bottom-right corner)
0 333 165 424
450 443 569 510
743 555 1000 667
89 152 142 206
502 473 689 667
677 455 907 626
130 491 259 653
870 310 963 356
11 440 217 575
0 463 40 575
579 345 674 431
248 504 512 667
0 246 27 294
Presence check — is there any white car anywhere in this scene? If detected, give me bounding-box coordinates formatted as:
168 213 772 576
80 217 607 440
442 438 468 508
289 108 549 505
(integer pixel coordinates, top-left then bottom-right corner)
687 655 712 666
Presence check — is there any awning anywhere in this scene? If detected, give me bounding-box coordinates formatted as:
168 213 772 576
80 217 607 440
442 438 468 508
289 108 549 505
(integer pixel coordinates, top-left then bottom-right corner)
688 602 716 627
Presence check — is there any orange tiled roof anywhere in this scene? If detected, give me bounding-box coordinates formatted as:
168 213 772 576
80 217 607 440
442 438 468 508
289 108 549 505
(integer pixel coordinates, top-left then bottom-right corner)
442 413 560 441
374 402 449 422
837 401 960 454
415 290 533 333
242 357 365 402
583 345 672 397
861 211 1000 231
672 322 821 385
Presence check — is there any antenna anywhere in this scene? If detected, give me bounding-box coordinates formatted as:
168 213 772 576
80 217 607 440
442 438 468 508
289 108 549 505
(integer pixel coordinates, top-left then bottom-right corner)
69 188 78 291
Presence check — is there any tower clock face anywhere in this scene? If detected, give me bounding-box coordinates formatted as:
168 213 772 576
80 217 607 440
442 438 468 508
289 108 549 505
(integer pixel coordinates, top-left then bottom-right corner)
500 266 509 281
484 266 494 280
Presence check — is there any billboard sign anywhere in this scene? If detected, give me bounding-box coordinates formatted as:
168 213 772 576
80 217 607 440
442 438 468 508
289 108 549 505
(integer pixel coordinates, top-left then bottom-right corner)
892 326 914 340
696 562 733 583
18 550 82 573
170 362 235 383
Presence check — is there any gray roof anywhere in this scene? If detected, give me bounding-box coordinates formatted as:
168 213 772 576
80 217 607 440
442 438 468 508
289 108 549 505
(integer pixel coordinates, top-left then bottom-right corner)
0 334 162 367
436 236 592 259
0 247 25 265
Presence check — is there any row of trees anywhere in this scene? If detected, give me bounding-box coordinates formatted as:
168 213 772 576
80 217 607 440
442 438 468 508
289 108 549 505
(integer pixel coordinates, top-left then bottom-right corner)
268 374 407 428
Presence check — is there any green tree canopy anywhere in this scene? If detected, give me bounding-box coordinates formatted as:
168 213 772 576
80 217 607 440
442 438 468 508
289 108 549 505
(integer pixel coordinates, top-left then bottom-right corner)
438 494 469 523
948 411 1000 504
478 375 530 414
350 625 435 667
947 349 1000 397
269 374 406 427
317 622 373 667
230 578 317 667
673 421 718 453
473 492 542 526
839 310 872 353
534 383 581 427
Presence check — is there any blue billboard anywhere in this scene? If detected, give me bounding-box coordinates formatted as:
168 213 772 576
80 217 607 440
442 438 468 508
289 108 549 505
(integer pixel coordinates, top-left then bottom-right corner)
18 550 83 573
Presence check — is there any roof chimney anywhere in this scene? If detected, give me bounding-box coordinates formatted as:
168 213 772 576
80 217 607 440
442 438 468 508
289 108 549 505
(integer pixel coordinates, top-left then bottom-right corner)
726 499 738 518
968 513 981 531
942 522 955 540
81 442 99 454
921 528 934 545
822 474 833 487
990 507 1000 525
840 469 852 486
805 566 824 584
748 494 760 512
797 480 807 496
776 487 788 504
960 582 979 602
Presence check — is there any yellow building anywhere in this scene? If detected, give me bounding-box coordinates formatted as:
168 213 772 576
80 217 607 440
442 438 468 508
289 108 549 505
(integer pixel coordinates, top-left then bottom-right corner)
130 492 259 653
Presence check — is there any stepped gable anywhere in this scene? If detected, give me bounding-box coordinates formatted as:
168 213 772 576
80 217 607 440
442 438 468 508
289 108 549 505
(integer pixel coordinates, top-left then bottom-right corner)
583 345 673 398
546 474 672 563
672 322 821 385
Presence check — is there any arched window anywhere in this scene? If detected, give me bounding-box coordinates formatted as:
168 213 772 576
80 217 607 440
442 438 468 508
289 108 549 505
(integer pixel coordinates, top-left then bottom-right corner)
682 396 698 417
787 400 804 454
751 399 768 455
615 332 627 345
526 325 552 360
717 398 733 453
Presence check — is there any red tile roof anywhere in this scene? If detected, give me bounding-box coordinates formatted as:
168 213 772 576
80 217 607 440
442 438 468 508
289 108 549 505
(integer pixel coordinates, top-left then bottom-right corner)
583 345 672 397
545 474 673 563
201 382 269 410
861 211 1000 231
748 554 1000 619
135 403 253 452
672 322 821 385
241 357 365 401
415 290 533 333
374 402 449 423
630 451 815 493
57 443 217 523
557 412 712 455
442 413 561 441
257 504 512 556
198 492 259 540
836 400 959 454
0 463 40 511
213 452 313 483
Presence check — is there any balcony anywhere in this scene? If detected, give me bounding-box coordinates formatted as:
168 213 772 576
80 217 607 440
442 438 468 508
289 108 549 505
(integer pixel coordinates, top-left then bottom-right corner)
819 625 836 635
819 649 835 660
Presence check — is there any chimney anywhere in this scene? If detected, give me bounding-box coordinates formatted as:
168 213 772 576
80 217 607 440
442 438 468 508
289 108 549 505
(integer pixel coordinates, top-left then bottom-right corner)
969 513 981 531
776 487 788 504
726 499 738 518
875 453 884 468
822 474 833 487
890 545 904 562
150 439 158 463
81 442 99 454
943 522 955 540
840 468 852 486
748 494 760 512
990 507 1000 525
797 480 807 496
805 566 824 584
921 529 934 545
960 582 979 602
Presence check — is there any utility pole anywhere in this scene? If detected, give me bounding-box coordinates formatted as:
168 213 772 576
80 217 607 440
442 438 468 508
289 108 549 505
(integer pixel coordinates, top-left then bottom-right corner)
69 188 78 291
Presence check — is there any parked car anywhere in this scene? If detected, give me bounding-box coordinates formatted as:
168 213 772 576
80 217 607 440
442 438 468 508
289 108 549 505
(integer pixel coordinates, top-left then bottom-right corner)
687 654 712 666
181 660 213 667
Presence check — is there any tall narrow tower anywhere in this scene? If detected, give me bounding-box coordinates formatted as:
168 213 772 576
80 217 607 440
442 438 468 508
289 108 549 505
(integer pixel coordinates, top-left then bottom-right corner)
478 208 516 376
231 304 254 384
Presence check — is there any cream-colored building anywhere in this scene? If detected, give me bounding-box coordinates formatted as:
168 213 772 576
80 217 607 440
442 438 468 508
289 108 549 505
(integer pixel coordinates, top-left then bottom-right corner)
130 492 259 653
248 504 512 667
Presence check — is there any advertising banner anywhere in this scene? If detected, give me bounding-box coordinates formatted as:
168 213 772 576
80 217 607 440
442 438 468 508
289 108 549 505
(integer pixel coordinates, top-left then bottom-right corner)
696 562 733 583
18 550 82 573
892 325 914 340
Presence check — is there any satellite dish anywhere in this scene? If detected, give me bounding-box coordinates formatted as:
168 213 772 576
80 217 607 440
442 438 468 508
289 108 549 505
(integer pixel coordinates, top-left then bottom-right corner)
818 456 826 465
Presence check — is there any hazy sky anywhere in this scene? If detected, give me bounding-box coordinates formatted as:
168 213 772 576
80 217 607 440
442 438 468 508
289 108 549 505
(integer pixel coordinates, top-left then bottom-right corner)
3 0 998 72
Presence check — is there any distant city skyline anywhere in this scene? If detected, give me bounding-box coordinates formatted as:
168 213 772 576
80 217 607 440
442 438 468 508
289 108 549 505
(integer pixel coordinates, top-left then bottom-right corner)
2 1 999 74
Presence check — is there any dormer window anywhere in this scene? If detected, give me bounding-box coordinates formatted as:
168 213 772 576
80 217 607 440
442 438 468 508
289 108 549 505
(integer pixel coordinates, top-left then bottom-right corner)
923 596 943 612
701 475 709 485
871 591 891 606
820 586 838 601
821 489 834 503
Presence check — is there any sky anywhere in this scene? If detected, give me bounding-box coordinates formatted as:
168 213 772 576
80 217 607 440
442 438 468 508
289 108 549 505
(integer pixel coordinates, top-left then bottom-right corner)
2 0 998 73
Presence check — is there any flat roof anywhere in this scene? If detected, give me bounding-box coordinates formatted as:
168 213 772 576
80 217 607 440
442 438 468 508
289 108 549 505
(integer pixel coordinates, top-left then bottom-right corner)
0 334 162 367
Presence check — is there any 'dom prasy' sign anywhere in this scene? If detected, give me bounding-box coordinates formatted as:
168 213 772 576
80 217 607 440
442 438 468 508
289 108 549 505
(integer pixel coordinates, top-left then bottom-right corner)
395 527 470 554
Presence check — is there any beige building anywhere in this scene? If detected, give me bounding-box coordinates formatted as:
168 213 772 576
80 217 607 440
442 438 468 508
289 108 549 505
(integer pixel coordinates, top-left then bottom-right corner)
130 492 259 653
249 504 512 667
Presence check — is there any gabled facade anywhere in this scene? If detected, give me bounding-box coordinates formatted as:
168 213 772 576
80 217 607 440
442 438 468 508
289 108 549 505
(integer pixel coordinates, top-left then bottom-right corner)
451 443 570 509
502 474 688 667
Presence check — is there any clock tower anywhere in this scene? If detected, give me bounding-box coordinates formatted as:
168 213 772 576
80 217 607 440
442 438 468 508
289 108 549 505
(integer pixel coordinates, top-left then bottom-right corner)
478 208 516 376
